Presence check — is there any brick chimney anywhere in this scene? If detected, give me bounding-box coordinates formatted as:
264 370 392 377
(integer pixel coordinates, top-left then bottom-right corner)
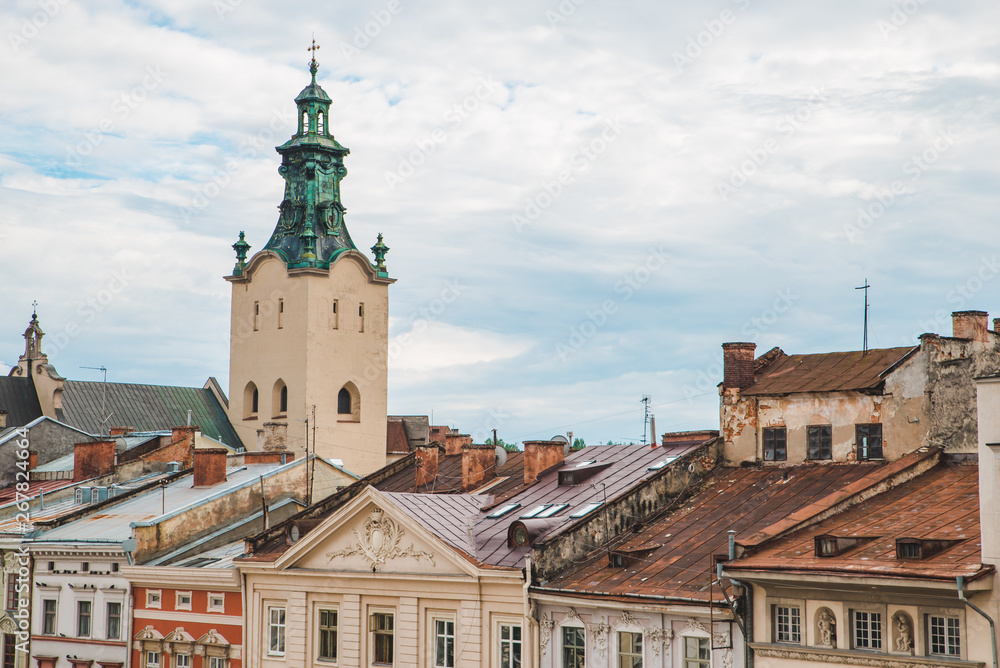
28 451 37 470
444 432 472 456
242 451 295 465
722 342 757 390
74 440 116 481
953 311 989 343
415 442 444 488
256 422 289 451
523 440 566 485
109 426 135 437
994 318 1000 333
462 444 496 491
193 448 228 486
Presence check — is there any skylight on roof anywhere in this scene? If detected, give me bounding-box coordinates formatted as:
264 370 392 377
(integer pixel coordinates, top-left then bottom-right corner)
534 503 568 518
487 503 520 519
570 502 603 518
520 505 549 519
647 456 680 471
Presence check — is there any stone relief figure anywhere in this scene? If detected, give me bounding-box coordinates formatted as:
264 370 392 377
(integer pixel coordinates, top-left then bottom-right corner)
816 609 836 647
894 613 913 653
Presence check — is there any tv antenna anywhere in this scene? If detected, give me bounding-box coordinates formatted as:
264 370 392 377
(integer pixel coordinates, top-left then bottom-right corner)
641 395 651 444
855 279 870 354
81 365 110 436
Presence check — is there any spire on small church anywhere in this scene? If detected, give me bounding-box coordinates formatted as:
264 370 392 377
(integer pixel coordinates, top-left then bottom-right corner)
371 234 389 275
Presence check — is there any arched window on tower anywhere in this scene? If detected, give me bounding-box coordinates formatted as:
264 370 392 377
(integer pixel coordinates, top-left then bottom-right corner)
337 382 361 422
273 380 288 417
302 111 309 134
318 111 325 135
338 388 351 414
244 382 259 419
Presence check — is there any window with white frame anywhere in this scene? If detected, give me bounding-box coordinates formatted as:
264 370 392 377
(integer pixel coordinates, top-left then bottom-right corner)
371 610 394 665
145 651 160 668
774 605 801 643
147 590 162 609
208 658 227 668
208 593 225 612
683 636 710 668
318 608 338 662
618 630 643 668
77 599 92 637
176 591 192 611
175 654 191 668
433 618 455 668
499 622 522 668
42 599 57 635
562 626 585 668
268 606 286 655
851 610 883 650
107 601 122 640
928 615 961 657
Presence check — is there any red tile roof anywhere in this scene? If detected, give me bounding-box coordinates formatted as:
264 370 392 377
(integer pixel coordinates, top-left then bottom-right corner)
728 459 989 582
743 346 917 395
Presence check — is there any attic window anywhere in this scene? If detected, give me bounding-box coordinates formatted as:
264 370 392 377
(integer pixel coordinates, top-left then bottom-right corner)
648 456 679 471
570 502 603 518
816 538 837 557
520 505 550 519
558 462 612 485
487 504 520 519
814 534 876 558
534 503 568 518
897 540 921 559
609 552 628 568
895 538 960 560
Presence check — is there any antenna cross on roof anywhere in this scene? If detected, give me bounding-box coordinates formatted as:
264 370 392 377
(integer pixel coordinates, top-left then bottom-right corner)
855 278 870 354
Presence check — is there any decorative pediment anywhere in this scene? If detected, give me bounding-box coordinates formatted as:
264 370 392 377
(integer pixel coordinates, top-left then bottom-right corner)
326 507 435 572
197 629 230 647
134 625 163 641
164 627 195 643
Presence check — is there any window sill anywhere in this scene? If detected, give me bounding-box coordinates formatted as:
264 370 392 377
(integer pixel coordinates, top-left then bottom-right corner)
244 416 258 421
337 418 360 423
272 414 287 419
751 642 974 667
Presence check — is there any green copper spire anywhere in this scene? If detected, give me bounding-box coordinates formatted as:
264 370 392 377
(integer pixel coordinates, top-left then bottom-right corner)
370 233 389 275
263 41 359 269
232 231 251 275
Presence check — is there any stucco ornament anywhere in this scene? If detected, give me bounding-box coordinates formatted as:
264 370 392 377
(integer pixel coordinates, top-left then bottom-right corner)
615 610 639 628
586 618 611 658
326 507 435 571
539 614 555 655
685 617 709 634
893 613 913 653
817 609 836 647
2 552 19 573
564 607 582 623
0 617 16 634
646 627 673 657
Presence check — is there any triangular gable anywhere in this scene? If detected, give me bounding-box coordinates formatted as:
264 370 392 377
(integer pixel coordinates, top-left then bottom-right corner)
275 486 479 577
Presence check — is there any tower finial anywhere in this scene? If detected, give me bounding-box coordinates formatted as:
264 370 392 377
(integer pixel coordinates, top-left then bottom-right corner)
308 37 321 83
31 300 38 319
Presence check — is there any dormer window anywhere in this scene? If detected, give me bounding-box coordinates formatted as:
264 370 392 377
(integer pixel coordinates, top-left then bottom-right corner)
897 540 921 559
813 534 876 557
895 537 960 560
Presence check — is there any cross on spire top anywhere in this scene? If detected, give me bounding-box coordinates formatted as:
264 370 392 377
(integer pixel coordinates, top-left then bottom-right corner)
31 300 38 319
308 37 321 81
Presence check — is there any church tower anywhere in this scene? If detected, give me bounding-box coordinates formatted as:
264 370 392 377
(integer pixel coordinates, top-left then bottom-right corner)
226 45 394 475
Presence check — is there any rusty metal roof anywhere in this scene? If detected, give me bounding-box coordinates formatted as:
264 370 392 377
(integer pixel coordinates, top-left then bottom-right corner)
375 450 527 497
385 420 410 454
742 346 917 395
727 459 988 582
539 461 897 603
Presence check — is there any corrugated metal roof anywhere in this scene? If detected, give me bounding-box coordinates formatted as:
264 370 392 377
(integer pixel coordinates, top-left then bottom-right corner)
0 376 43 426
542 462 890 602
60 380 241 447
742 346 917 395
383 493 484 558
729 461 987 581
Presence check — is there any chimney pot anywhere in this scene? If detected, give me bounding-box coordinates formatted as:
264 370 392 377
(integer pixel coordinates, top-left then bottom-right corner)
523 440 567 485
722 342 757 390
461 444 497 491
415 442 444 488
193 448 228 486
952 311 989 343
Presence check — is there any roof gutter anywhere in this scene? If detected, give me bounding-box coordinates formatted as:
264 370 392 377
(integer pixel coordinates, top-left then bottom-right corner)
957 575 997 668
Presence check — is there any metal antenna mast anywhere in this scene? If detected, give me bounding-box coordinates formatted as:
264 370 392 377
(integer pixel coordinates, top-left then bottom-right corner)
81 365 110 436
641 395 651 444
855 279 870 354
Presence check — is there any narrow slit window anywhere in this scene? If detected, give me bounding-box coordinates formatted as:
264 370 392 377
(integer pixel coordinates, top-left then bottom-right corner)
359 302 365 332
332 299 339 329
318 111 325 134
277 298 284 329
253 301 260 331
302 111 309 134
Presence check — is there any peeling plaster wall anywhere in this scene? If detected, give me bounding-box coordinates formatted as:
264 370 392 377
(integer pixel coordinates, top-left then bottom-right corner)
923 335 1000 452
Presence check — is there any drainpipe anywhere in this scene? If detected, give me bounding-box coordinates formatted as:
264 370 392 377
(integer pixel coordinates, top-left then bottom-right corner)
720 531 753 668
957 575 997 668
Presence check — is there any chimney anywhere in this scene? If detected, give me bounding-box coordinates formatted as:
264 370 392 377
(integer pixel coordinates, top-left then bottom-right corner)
462 444 496 491
170 425 198 467
415 442 444 488
109 426 135 437
994 318 1000 333
444 432 472 456
193 448 228 486
523 440 566 485
722 342 757 390
28 451 37 470
257 422 288 452
242 451 295 465
0 411 6 428
953 311 989 342
73 440 116 481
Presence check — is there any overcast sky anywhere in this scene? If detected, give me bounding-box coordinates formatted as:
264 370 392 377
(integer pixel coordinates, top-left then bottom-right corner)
1 0 998 446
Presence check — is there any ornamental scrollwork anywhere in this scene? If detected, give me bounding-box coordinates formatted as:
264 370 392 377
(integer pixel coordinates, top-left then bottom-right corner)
539 614 554 655
615 610 639 628
326 507 435 571
586 618 610 659
646 627 673 657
